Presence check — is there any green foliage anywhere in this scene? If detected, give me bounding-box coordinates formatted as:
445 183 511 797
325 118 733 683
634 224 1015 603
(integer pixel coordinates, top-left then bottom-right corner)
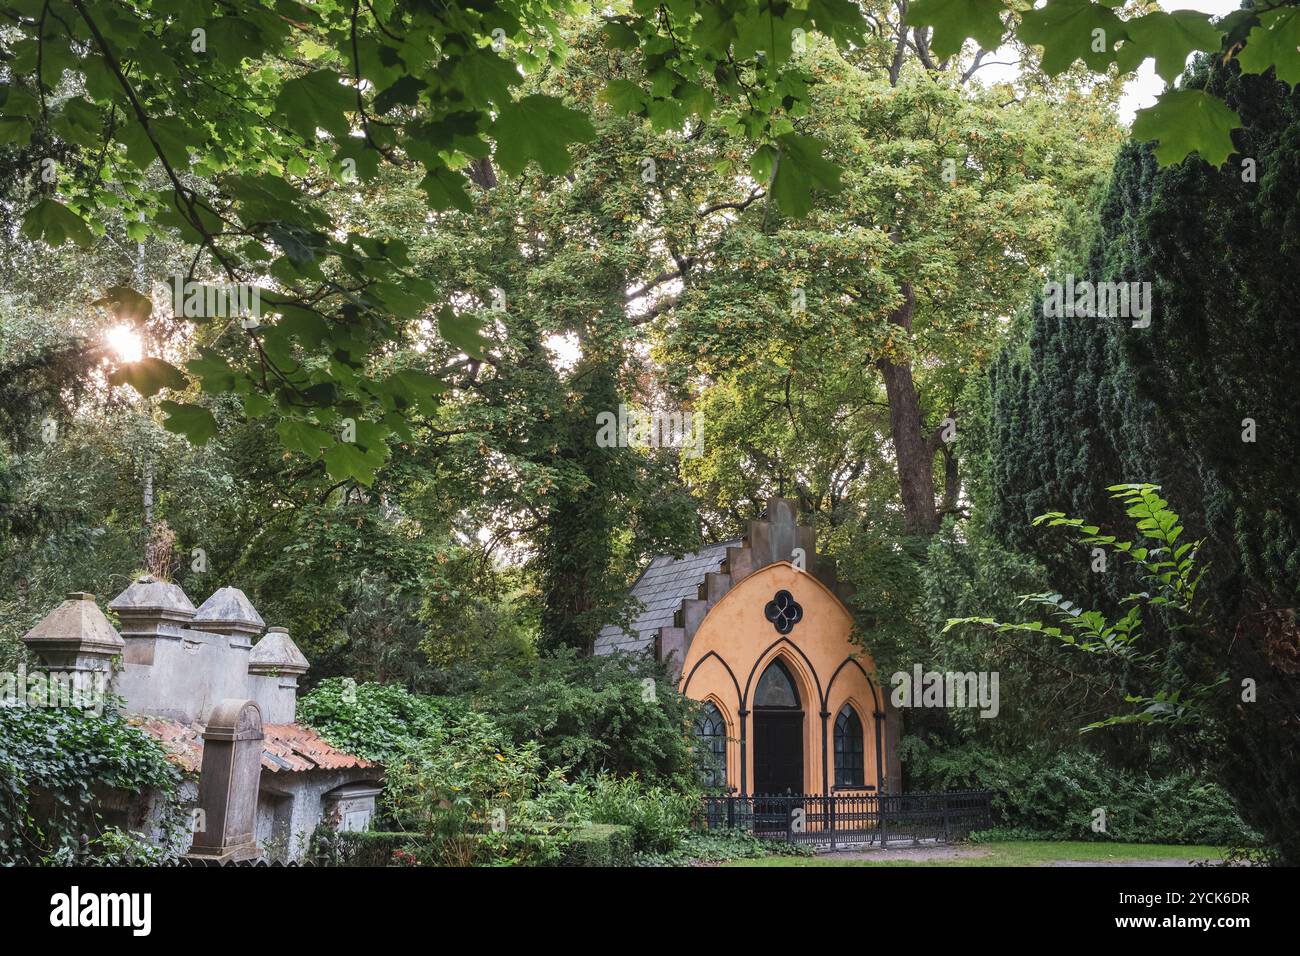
558 823 635 867
905 0 1300 169
0 698 181 865
978 60 1300 863
1131 89 1240 168
634 827 813 866
476 648 700 786
296 678 461 765
381 708 569 866
307 828 418 868
554 773 698 855
76 826 175 867
0 2 873 484
907 742 1257 847
948 485 1225 732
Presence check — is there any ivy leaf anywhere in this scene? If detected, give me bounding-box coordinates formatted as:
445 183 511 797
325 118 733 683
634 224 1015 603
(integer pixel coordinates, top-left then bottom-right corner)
159 401 218 445
1237 8 1300 87
452 50 521 108
771 133 842 218
51 97 104 149
602 20 640 50
107 358 188 398
186 348 237 392
1131 88 1240 168
1017 0 1127 76
21 199 94 248
388 369 447 415
807 0 870 46
275 69 356 140
1120 11 1221 83
419 165 473 213
904 0 1005 60
489 94 596 176
601 79 646 114
0 115 32 147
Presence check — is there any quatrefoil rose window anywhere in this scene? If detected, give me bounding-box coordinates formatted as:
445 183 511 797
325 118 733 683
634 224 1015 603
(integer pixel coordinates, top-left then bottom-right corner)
764 589 803 635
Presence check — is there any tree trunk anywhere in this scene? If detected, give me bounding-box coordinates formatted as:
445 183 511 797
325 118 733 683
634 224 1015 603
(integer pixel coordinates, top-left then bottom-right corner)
876 282 942 535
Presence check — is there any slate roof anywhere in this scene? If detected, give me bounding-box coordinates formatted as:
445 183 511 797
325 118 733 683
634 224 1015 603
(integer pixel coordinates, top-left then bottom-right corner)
131 716 373 775
594 540 739 655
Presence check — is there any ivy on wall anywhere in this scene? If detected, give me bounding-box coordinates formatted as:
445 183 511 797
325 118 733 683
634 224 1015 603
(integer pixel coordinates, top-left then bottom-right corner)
0 690 181 865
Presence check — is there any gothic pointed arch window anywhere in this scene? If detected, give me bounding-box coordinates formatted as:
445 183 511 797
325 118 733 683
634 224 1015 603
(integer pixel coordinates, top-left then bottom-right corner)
753 658 801 709
693 701 728 790
834 704 865 789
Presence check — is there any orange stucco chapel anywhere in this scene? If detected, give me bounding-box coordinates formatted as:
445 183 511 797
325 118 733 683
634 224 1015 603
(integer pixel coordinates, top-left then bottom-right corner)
596 499 902 797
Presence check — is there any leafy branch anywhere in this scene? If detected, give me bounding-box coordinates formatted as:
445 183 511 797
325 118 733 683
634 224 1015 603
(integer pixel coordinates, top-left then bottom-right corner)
946 483 1225 732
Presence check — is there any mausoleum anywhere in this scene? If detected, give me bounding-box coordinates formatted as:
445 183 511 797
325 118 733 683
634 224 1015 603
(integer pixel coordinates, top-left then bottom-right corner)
597 498 902 797
21 577 380 861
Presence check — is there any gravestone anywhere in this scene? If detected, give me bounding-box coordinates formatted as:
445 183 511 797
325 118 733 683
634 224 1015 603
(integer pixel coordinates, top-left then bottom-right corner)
185 698 264 862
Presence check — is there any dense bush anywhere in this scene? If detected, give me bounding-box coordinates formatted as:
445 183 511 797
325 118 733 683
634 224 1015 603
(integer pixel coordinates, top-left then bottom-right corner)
903 739 1257 847
547 773 698 855
380 708 571 866
300 675 710 866
0 696 182 864
634 827 814 866
297 678 464 764
307 828 419 867
978 59 1300 863
558 824 635 867
475 648 700 786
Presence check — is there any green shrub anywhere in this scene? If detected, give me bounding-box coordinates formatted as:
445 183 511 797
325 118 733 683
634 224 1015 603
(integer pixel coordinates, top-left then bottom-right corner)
559 773 698 855
307 827 420 866
0 696 182 865
476 648 699 787
559 824 634 867
904 740 1258 846
634 827 814 866
382 709 569 866
297 678 464 764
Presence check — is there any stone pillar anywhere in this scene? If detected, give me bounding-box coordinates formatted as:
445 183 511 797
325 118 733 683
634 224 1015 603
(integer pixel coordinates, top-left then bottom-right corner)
21 593 124 704
767 496 798 563
109 574 196 666
247 627 310 724
654 626 689 684
186 699 264 863
190 586 265 721
108 575 202 718
191 586 265 651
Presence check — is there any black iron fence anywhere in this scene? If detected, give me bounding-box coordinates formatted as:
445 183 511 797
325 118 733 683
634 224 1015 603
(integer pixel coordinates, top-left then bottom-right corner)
699 789 993 849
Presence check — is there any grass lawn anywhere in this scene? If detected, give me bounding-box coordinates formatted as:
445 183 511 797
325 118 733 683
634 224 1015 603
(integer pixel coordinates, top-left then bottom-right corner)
724 841 1228 867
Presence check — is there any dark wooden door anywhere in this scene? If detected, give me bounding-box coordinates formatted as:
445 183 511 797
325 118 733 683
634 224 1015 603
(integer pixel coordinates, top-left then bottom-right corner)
753 711 804 794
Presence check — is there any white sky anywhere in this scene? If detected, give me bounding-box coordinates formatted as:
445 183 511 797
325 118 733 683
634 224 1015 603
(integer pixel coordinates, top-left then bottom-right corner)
1117 0 1240 121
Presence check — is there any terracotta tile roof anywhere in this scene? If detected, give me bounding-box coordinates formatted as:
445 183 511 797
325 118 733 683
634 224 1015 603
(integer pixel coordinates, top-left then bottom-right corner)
260 723 372 773
131 716 373 775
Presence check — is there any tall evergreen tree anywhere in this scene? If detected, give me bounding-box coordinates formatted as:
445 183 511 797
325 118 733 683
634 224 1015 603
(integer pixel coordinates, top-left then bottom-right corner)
981 59 1300 861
